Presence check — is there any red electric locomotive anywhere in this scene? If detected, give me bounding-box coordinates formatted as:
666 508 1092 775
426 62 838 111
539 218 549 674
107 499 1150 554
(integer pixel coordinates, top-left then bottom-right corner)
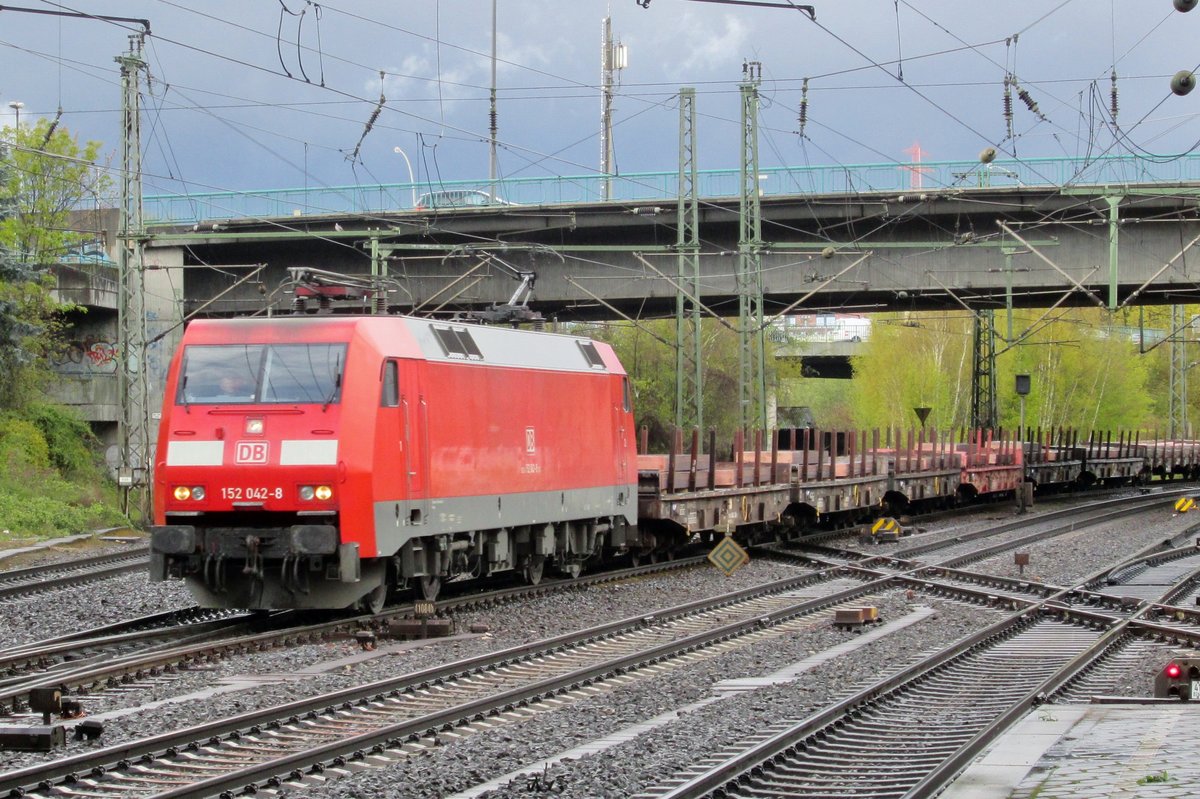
149 315 638 611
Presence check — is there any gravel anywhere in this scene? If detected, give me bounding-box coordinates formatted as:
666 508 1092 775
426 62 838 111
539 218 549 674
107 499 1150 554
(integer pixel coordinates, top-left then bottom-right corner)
0 572 195 651
0 493 1192 796
301 594 1001 799
0 559 814 773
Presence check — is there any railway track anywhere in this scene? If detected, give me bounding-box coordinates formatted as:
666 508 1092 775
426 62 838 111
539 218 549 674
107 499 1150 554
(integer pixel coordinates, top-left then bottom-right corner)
0 557 717 719
633 614 1106 799
3 493 1196 797
624 530 1200 798
0 547 149 602
0 567 879 797
0 608 265 695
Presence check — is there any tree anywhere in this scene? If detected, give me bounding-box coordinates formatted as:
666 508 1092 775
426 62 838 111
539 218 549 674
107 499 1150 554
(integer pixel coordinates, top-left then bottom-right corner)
0 120 109 409
592 318 766 449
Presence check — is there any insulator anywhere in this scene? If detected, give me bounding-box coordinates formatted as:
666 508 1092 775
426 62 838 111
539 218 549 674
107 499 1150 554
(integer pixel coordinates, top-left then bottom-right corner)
318 295 332 313
1017 85 1044 119
1172 70 1196 96
1002 77 1014 139
375 293 387 315
1110 70 1119 121
798 78 809 137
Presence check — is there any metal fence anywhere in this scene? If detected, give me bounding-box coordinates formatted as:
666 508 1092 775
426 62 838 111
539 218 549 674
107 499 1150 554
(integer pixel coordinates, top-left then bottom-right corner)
143 153 1200 225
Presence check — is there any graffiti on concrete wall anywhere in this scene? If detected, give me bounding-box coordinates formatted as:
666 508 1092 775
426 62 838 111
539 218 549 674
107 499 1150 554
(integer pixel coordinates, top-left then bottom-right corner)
52 338 119 374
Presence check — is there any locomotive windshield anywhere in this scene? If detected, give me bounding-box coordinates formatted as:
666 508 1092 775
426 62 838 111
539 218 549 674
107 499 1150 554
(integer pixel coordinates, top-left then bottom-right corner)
177 343 346 405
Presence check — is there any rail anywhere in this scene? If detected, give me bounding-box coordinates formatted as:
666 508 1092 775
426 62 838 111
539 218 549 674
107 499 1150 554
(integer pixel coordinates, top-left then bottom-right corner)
143 152 1200 224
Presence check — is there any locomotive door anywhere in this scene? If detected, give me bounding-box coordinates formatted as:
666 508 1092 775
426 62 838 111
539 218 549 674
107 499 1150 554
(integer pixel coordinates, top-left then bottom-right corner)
615 376 632 495
401 364 429 526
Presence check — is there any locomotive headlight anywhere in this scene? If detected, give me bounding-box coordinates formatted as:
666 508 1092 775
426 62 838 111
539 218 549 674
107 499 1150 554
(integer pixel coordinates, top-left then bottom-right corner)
314 485 333 501
299 485 315 501
173 486 192 501
191 486 206 501
245 418 264 435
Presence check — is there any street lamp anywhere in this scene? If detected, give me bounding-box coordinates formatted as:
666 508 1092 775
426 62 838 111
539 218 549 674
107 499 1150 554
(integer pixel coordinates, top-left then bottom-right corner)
8 101 23 128
392 146 416 207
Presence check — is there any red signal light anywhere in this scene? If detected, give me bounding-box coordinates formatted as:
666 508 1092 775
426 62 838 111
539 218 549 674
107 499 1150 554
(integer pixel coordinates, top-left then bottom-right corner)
1167 662 1183 679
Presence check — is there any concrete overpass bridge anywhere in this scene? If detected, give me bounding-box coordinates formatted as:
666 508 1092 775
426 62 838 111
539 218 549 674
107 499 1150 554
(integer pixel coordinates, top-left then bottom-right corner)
143 153 1200 323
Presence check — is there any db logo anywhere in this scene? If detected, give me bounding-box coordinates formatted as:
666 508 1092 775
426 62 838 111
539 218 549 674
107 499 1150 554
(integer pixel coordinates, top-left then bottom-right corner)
234 441 270 464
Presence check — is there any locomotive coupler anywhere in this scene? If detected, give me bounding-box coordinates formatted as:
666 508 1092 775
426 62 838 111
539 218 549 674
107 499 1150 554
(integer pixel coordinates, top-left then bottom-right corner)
243 535 264 579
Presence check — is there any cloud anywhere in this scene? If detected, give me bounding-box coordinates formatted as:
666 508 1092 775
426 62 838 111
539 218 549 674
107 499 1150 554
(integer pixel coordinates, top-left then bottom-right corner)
655 12 750 80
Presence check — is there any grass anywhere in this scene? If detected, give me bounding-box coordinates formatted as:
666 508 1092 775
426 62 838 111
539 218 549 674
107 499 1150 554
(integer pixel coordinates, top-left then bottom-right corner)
1137 771 1171 785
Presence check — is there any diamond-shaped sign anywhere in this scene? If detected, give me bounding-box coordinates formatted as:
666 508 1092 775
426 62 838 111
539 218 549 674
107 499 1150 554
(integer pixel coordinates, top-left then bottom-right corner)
708 535 750 576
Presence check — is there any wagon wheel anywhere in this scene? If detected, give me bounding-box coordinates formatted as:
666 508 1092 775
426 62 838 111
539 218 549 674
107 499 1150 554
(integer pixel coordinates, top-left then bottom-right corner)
628 551 642 567
360 583 388 615
524 556 545 586
419 575 442 602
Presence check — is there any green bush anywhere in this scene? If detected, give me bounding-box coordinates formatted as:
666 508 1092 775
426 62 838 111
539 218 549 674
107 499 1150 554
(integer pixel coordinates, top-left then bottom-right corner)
0 405 129 541
27 403 97 476
0 412 51 470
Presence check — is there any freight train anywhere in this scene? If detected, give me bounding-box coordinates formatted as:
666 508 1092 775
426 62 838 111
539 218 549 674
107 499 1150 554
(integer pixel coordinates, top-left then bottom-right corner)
149 313 1200 611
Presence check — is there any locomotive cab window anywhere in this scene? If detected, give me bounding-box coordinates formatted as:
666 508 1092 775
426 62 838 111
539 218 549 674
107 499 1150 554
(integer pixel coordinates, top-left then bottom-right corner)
177 343 346 405
432 326 483 360
382 360 400 407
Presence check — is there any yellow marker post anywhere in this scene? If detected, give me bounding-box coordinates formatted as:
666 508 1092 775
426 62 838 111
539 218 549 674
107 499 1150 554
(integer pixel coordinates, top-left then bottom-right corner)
708 535 750 576
871 517 900 542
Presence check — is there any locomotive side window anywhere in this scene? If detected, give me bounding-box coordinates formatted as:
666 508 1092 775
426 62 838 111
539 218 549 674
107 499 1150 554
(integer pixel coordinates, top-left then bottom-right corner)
177 343 346 405
578 341 606 369
382 359 400 407
432 326 483 360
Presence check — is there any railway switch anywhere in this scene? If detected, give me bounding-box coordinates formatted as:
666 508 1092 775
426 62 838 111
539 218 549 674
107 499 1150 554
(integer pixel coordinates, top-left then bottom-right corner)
1155 656 1200 700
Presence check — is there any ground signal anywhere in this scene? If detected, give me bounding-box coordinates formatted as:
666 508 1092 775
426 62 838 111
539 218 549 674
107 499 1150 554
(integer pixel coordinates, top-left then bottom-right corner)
708 535 750 576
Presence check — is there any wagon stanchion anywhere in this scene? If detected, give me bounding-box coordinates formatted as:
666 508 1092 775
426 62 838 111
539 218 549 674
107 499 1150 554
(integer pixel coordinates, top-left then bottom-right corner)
707 429 717 490
753 429 762 486
667 428 679 493
688 428 700 492
801 428 810 484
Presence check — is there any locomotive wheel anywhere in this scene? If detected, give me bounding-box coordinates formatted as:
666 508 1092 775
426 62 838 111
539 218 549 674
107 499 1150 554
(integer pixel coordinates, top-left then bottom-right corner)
524 556 545 586
361 583 387 615
629 551 642 567
419 576 442 601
